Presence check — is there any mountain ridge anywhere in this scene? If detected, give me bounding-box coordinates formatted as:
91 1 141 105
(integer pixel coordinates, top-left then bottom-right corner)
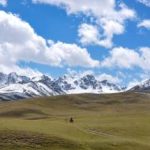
0 72 149 101
0 72 124 100
129 79 150 93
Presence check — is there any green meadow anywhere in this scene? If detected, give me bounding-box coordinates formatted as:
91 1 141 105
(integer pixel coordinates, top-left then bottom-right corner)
0 92 150 150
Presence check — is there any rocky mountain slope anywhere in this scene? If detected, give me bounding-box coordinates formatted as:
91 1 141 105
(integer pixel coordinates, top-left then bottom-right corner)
129 79 150 93
0 72 123 100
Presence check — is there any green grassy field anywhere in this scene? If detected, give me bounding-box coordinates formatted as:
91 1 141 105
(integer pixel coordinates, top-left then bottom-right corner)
0 92 150 150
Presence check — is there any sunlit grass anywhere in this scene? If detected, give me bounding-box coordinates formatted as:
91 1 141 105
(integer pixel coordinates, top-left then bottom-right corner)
0 92 150 149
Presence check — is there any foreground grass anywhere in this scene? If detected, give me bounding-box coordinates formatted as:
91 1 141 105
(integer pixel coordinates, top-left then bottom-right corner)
0 92 150 149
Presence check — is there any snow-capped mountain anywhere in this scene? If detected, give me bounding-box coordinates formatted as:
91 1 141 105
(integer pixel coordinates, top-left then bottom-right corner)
0 72 123 100
129 79 150 92
54 74 122 94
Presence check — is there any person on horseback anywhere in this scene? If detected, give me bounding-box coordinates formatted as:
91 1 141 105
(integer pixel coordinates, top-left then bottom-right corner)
69 117 74 123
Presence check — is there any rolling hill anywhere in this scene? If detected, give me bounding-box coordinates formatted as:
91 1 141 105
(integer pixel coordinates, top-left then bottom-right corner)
0 92 150 150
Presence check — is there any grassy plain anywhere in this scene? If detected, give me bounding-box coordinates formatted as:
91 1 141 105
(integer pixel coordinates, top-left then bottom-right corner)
0 92 150 150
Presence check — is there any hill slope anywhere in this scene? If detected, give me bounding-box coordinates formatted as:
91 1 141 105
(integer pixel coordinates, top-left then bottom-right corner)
0 92 150 149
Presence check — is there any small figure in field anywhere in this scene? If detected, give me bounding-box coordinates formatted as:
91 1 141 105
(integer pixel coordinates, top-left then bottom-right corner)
69 117 74 123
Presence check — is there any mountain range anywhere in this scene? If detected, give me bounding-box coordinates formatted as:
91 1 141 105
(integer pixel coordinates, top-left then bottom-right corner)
129 79 150 93
0 72 149 100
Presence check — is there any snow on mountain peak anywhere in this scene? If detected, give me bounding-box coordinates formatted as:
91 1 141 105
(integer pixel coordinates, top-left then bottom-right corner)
129 78 150 92
0 72 124 100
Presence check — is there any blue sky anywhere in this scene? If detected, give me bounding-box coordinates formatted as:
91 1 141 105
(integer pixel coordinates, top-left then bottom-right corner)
0 0 150 86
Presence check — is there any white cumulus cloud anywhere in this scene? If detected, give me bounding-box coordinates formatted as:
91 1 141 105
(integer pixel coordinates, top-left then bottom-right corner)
101 47 140 68
101 47 150 71
0 10 100 74
139 47 150 70
78 24 101 46
138 19 150 30
0 0 7 6
137 0 150 7
32 0 136 48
